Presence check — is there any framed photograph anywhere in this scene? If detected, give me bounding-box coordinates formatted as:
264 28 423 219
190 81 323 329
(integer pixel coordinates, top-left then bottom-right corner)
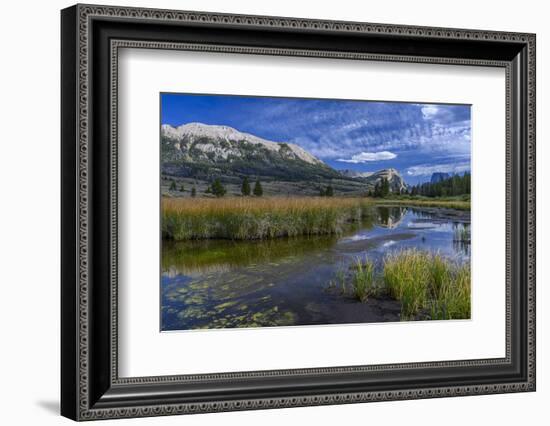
61 4 536 421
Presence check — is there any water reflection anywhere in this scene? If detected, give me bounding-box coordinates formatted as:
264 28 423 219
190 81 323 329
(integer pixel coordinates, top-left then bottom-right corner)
376 206 408 229
163 235 339 276
161 206 471 331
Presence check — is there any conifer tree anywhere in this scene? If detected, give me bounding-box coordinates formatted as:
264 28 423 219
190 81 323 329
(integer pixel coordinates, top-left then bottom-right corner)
211 178 226 197
380 177 390 197
241 177 251 196
253 179 263 197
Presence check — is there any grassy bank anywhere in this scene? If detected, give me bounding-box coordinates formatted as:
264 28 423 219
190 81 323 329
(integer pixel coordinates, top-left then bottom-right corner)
373 196 470 211
343 250 470 320
162 196 470 241
162 197 376 240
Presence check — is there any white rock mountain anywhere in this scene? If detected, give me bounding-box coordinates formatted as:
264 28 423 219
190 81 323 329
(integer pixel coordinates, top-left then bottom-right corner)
161 122 407 191
368 168 408 193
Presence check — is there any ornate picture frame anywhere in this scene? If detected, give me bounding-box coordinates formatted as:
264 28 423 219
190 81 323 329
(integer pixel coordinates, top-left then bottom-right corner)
61 4 535 421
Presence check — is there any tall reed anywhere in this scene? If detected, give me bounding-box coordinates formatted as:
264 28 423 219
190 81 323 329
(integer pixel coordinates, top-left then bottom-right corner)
383 249 470 320
453 224 471 243
162 197 375 240
351 257 376 302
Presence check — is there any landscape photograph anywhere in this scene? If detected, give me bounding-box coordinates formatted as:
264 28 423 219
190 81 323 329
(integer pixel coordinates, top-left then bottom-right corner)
160 93 472 331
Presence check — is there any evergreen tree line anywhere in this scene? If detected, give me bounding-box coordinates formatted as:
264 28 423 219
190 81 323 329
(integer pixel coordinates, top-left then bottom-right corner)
168 179 197 197
204 177 263 197
168 177 264 198
240 177 263 197
369 177 391 198
410 172 471 197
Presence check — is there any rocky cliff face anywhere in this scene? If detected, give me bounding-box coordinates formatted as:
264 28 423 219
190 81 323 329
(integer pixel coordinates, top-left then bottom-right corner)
339 169 374 179
161 123 339 181
341 168 407 193
367 168 408 193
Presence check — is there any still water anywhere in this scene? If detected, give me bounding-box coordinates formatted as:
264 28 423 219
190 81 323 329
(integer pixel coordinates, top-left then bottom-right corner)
161 206 470 331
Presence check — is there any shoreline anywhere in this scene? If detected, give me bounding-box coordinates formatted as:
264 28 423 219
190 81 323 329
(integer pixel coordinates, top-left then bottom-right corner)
162 196 470 241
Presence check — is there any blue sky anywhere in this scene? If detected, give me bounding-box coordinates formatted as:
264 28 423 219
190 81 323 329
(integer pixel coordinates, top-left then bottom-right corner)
161 93 471 185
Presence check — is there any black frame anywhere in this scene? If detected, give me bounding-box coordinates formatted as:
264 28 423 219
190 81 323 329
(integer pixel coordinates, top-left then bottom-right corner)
61 4 536 421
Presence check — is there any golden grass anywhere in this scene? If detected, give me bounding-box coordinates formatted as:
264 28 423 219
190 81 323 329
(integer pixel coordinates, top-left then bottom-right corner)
163 196 373 213
161 196 470 241
162 196 375 240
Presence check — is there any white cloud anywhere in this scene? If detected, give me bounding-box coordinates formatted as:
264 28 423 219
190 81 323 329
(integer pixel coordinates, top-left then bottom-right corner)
421 105 440 119
406 162 470 177
337 151 397 163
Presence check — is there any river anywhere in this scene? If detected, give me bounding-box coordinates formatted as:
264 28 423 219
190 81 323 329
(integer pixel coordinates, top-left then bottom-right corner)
161 206 470 331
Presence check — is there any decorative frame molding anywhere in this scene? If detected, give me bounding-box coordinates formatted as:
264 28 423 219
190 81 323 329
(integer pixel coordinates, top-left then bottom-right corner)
61 4 536 421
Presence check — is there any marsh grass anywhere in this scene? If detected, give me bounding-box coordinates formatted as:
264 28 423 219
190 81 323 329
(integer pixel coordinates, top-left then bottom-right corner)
335 266 347 294
162 196 470 241
162 197 375 240
453 224 471 243
383 249 470 320
351 257 377 302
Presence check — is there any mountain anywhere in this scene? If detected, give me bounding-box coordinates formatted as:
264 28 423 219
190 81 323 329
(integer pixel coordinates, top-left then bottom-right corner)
367 168 408 193
161 122 408 193
339 169 374 179
430 172 451 183
340 168 406 193
161 123 340 181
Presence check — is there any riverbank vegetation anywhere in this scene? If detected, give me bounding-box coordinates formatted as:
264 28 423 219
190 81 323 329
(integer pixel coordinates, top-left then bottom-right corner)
162 197 375 240
384 250 470 320
373 195 470 211
453 223 471 243
342 250 470 320
162 196 470 240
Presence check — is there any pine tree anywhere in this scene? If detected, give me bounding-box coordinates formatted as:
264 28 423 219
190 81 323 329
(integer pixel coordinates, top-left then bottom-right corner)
380 178 390 197
211 178 226 197
191 187 196 197
373 183 381 198
253 179 263 197
410 172 471 198
169 180 176 191
179 184 185 192
325 185 334 197
241 177 251 196
319 186 326 197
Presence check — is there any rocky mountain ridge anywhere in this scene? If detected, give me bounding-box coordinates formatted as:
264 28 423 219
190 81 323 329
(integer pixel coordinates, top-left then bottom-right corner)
161 122 408 193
